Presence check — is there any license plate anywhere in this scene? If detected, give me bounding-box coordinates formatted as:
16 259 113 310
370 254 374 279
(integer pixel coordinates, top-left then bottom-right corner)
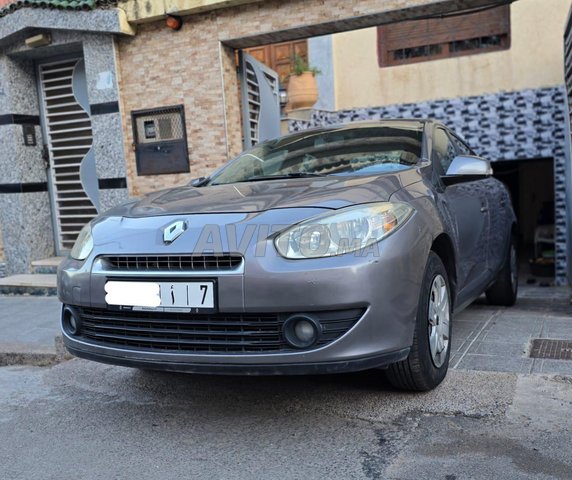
105 280 215 311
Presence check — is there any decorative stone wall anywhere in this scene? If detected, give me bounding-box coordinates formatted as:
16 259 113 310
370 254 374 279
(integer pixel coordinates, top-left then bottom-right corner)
288 87 569 285
0 222 4 260
0 220 6 278
0 51 55 275
0 28 128 274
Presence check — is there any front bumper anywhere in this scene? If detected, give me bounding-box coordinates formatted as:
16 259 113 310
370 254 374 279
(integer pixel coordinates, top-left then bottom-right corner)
58 208 431 374
65 342 410 375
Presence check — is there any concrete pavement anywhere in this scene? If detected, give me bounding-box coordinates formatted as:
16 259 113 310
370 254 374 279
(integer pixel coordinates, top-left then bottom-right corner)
0 286 571 479
0 296 62 365
452 285 572 375
0 358 571 479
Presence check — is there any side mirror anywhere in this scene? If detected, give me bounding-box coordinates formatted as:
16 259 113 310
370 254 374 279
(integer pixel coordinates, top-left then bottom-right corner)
190 176 207 187
442 155 492 185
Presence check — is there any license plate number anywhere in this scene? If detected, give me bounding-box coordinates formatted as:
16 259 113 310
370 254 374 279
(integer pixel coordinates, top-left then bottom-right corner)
105 281 215 311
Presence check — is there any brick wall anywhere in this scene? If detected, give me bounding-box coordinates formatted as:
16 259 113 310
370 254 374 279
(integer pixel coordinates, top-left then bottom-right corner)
118 15 231 196
116 0 483 196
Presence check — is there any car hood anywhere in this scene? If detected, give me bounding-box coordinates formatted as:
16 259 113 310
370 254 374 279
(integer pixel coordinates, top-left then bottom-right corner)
111 169 422 218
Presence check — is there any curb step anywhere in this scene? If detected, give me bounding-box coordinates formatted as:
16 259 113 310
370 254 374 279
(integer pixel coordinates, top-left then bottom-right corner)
30 257 64 275
0 352 59 367
0 334 72 367
0 274 57 296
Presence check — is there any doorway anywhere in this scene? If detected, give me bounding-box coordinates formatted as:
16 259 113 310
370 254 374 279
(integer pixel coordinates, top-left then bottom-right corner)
493 158 555 280
37 57 99 254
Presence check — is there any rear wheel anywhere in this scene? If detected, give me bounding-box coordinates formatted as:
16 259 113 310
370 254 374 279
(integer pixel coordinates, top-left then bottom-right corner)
385 252 452 391
486 235 518 306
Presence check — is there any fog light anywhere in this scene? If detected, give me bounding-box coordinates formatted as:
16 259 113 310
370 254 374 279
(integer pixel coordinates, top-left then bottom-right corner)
283 315 320 349
62 306 81 336
295 320 315 342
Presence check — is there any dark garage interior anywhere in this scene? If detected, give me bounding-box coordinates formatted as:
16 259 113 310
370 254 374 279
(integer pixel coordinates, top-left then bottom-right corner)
493 158 555 280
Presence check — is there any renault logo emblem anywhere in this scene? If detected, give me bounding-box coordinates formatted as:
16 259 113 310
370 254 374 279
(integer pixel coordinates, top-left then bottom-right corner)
163 220 187 244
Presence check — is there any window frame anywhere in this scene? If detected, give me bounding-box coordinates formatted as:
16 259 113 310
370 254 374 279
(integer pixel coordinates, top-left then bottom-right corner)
448 131 477 157
431 127 459 177
377 5 511 68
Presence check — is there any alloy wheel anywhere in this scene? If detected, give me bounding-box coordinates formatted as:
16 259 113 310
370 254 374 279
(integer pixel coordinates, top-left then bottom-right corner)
428 274 450 368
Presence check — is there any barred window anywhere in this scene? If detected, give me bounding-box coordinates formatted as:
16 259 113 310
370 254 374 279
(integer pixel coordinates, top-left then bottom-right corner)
377 5 510 67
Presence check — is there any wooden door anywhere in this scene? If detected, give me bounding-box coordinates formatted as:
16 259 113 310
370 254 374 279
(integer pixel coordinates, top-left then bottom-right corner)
245 40 308 84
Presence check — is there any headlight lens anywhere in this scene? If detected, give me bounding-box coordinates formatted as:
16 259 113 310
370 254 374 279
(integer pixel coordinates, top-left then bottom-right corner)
275 202 414 259
70 223 93 260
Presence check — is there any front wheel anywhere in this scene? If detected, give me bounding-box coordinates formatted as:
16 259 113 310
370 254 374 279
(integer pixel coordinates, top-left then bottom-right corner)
385 252 452 391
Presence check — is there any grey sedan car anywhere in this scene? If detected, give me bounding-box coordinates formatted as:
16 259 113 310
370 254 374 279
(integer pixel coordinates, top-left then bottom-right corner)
58 120 517 391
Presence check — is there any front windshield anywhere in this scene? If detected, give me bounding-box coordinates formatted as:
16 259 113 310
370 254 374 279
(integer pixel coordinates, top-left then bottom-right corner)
207 125 423 185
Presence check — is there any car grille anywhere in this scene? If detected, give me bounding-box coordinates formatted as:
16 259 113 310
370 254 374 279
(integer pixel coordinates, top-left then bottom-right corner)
76 308 363 354
100 254 242 272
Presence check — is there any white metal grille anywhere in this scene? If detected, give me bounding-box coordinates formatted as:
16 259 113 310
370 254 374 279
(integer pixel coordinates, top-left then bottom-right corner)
133 108 185 144
240 53 280 149
39 59 97 251
244 61 261 145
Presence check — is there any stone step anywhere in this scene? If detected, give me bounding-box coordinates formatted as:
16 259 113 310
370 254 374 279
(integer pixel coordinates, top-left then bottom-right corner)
0 274 57 296
30 257 65 275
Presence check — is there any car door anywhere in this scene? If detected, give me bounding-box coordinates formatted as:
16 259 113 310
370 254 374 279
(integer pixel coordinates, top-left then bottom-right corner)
432 127 491 297
449 133 508 275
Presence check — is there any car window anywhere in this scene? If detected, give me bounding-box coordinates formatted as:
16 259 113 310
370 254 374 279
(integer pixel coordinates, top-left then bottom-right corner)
432 128 457 174
450 134 473 156
207 125 423 185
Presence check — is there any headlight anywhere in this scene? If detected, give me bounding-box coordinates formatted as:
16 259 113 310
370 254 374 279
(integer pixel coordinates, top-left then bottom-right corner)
70 223 93 261
275 202 414 259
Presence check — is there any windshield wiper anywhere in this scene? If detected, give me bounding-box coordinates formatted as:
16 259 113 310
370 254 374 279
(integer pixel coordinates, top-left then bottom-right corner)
210 172 327 186
245 172 327 182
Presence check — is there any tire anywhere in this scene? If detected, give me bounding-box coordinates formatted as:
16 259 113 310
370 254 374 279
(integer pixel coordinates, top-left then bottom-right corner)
485 235 518 307
385 252 452 391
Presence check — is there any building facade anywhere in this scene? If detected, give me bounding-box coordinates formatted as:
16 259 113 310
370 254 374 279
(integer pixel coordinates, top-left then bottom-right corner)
0 0 570 285
0 1 132 274
324 0 571 110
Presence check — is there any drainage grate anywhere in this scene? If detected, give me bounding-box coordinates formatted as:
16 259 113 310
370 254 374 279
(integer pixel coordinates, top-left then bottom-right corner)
529 339 572 360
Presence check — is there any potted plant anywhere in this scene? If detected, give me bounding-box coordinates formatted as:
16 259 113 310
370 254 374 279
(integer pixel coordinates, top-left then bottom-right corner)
286 54 321 111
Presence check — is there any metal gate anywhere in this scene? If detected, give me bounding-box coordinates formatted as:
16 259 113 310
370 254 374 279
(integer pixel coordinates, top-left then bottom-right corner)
239 52 281 149
38 58 99 253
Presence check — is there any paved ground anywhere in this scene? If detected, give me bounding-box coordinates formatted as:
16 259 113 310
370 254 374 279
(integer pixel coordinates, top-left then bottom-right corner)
452 285 572 375
0 296 61 355
1 358 571 479
0 286 571 479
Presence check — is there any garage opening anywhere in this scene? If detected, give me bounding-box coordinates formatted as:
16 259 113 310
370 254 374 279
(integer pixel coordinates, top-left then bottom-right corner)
493 159 555 282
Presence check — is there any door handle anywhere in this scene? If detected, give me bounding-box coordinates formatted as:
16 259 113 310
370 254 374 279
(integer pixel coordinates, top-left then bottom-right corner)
480 206 488 213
